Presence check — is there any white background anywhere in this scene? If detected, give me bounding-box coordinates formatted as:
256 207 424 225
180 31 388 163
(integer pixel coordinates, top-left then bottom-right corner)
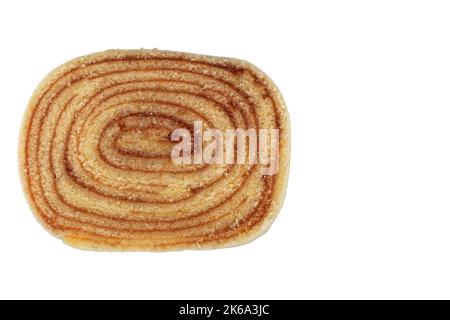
1 0 450 299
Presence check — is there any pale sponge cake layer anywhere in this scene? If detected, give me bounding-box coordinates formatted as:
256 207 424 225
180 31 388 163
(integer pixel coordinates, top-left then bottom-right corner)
19 49 290 251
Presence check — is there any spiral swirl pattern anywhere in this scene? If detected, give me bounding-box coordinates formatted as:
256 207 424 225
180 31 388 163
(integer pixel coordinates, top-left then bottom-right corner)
19 50 289 251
